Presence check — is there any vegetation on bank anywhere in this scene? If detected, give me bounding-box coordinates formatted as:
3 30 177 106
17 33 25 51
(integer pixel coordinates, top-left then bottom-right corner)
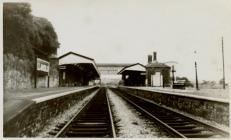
3 2 59 59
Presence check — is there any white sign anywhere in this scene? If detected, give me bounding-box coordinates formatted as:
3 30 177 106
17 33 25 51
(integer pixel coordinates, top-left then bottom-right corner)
37 58 49 73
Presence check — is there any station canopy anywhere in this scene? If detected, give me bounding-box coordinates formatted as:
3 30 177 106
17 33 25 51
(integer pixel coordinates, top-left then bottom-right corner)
59 51 100 79
118 63 146 74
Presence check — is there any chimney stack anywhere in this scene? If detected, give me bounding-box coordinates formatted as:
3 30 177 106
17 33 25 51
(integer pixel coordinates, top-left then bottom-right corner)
148 55 152 64
153 52 157 61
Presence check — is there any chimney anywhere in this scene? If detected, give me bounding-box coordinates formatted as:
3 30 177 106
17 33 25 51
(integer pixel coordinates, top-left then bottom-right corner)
153 52 157 61
148 55 152 64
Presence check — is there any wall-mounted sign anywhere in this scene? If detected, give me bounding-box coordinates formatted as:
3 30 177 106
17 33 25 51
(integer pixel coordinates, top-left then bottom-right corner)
37 58 49 73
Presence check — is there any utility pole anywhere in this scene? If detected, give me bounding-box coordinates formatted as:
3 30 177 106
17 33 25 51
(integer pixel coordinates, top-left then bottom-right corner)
194 51 199 90
222 37 226 89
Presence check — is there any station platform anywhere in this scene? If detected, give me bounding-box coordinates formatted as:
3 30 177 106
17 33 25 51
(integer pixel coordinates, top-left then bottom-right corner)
123 86 229 102
4 86 94 124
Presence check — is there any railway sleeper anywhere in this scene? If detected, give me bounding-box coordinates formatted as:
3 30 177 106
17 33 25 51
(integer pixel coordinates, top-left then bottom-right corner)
68 127 109 132
166 122 191 126
65 131 111 137
71 123 108 128
172 124 197 129
183 132 215 138
74 121 109 124
76 119 108 122
161 119 186 123
85 110 107 113
81 114 107 117
77 116 107 119
158 117 181 120
56 123 67 128
48 131 59 135
53 128 61 131
177 128 205 133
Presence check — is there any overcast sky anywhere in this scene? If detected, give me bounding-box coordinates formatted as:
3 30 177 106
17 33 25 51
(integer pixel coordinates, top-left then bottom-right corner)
5 0 231 82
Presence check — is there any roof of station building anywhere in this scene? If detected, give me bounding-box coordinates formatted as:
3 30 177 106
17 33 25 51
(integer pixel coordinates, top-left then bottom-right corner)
58 51 100 77
118 63 146 74
96 63 133 67
59 51 94 61
58 51 96 65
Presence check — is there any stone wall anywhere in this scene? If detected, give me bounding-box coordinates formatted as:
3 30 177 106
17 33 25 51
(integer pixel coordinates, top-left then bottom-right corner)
4 54 34 89
49 57 59 87
4 87 99 137
4 53 59 90
118 87 229 126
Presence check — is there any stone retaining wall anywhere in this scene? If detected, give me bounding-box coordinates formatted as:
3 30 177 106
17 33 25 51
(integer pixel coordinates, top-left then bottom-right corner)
4 87 99 137
118 87 229 126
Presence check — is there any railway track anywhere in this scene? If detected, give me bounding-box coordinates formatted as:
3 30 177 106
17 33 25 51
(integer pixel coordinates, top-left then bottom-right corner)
110 88 229 138
49 87 116 138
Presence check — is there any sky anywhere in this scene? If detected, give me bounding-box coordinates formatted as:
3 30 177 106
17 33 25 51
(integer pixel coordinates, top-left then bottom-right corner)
3 0 231 82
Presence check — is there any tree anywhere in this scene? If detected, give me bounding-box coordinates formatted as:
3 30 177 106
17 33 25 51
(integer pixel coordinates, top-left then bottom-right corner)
3 3 59 59
3 3 34 59
31 17 59 57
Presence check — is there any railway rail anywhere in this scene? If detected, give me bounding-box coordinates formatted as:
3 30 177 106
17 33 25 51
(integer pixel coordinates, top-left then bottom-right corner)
110 88 229 138
49 87 116 138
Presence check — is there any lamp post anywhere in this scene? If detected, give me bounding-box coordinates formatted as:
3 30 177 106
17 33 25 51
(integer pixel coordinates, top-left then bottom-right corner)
194 51 199 90
171 65 176 85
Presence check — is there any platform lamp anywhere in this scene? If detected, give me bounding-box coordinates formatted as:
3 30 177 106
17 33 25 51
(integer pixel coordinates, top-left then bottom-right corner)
194 51 199 90
171 65 176 85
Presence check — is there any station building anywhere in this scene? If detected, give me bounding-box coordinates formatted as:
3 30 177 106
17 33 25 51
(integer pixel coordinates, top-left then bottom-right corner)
58 52 100 87
118 63 146 86
146 52 171 87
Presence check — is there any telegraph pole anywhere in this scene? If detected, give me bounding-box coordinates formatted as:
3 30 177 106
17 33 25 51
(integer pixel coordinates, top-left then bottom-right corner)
222 37 226 89
194 51 199 90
